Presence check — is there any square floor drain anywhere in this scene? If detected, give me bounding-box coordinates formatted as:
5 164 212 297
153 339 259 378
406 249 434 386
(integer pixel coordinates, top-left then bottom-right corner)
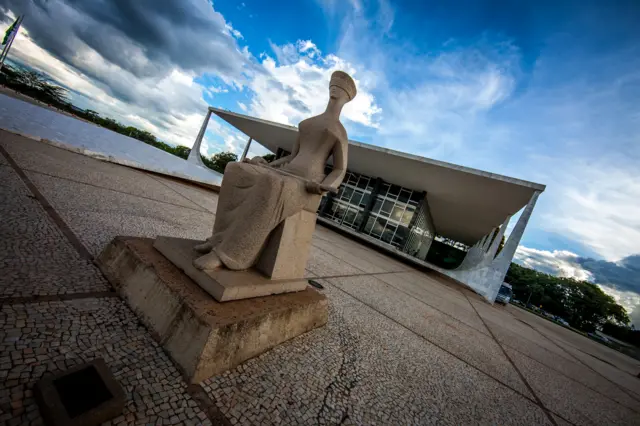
35 358 125 426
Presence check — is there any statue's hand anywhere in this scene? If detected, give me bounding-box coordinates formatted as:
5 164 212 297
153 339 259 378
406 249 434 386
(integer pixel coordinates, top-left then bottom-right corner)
305 181 324 194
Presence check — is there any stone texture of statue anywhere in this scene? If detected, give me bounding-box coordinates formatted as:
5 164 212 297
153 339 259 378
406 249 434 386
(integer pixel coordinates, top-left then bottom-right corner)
193 70 357 272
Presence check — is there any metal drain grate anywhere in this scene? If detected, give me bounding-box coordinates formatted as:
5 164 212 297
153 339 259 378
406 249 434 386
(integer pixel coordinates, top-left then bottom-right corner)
35 358 125 426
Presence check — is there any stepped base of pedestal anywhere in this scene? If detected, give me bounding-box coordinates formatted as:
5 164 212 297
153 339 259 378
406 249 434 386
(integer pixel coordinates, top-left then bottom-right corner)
96 237 328 383
153 236 308 302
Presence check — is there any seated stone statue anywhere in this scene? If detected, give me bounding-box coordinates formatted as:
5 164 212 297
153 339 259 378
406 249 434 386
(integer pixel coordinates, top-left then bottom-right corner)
193 71 357 271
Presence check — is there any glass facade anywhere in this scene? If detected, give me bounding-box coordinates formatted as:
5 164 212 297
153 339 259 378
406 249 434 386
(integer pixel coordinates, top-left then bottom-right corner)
361 183 423 250
322 171 374 231
318 168 434 256
402 199 435 260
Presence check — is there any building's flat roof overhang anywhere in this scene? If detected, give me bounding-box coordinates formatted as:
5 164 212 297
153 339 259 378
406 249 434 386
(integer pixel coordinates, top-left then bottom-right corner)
209 107 546 245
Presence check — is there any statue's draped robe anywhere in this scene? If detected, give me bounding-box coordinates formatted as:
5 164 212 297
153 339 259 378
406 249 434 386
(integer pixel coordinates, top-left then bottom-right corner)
209 162 320 270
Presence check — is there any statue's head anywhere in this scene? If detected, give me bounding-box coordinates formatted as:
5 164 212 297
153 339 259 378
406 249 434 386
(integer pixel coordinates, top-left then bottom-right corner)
329 71 357 103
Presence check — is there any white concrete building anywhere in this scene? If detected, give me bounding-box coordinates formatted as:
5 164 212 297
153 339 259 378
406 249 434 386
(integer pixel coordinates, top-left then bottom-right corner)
194 107 546 303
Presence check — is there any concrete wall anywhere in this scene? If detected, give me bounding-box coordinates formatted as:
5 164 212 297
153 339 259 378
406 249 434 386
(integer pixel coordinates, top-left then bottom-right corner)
444 191 540 302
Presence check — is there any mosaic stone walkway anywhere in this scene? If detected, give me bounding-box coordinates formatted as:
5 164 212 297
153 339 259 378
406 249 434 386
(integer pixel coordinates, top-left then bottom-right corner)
1 130 640 425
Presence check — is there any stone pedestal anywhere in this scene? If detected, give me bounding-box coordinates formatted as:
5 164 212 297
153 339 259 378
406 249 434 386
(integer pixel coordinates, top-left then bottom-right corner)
153 237 309 302
96 237 328 383
256 209 317 280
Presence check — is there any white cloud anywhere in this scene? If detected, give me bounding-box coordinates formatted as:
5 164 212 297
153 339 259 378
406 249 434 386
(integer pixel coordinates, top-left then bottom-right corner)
4 13 217 151
317 0 362 15
206 86 228 95
504 48 640 262
376 47 517 157
203 117 249 155
297 40 321 58
540 163 640 261
247 41 381 128
225 22 243 40
237 102 247 112
514 246 593 281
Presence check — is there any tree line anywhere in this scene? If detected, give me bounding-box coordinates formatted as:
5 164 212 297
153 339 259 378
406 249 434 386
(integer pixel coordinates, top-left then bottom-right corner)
505 262 630 333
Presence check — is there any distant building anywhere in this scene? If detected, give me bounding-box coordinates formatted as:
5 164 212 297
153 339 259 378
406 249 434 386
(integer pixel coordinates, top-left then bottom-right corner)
201 107 546 302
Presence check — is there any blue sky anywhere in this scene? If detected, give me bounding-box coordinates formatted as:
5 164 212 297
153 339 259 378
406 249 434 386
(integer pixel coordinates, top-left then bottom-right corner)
2 0 640 320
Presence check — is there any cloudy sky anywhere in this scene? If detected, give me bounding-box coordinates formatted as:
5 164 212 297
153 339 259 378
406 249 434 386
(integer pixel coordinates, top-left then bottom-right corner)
2 0 640 323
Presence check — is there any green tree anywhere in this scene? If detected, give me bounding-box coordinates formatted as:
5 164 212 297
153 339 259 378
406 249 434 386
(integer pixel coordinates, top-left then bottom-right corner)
85 110 100 120
204 151 238 174
172 145 191 159
2 65 68 105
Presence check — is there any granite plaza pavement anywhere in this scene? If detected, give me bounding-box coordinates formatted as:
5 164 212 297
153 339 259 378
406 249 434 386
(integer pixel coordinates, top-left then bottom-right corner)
1 130 640 425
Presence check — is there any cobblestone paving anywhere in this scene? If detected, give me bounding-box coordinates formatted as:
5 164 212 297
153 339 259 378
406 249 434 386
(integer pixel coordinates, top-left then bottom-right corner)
0 163 109 297
202 284 551 426
325 274 534 398
2 130 640 426
149 176 219 215
0 135 208 213
26 171 213 257
506 347 640 425
0 298 210 426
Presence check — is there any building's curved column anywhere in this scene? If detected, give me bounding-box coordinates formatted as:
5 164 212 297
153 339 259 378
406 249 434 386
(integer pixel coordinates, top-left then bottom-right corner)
482 229 495 252
481 215 511 265
188 109 211 167
458 232 491 270
239 137 253 161
444 191 540 302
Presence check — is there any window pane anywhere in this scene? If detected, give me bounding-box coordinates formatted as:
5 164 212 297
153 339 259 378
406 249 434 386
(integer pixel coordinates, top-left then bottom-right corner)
401 209 414 226
344 208 357 227
364 215 376 234
354 210 366 228
410 191 424 203
381 200 394 215
381 223 396 243
351 190 363 206
392 234 405 247
391 205 405 222
341 186 353 201
395 226 409 244
372 217 386 237
318 195 328 213
372 198 382 214
399 189 411 203
359 193 371 208
357 176 368 189
328 203 344 222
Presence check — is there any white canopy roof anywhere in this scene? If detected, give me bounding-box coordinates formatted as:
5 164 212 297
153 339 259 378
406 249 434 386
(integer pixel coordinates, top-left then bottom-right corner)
210 107 545 245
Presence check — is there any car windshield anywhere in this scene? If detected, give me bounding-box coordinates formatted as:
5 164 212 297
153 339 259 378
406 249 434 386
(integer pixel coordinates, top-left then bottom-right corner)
498 286 512 297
